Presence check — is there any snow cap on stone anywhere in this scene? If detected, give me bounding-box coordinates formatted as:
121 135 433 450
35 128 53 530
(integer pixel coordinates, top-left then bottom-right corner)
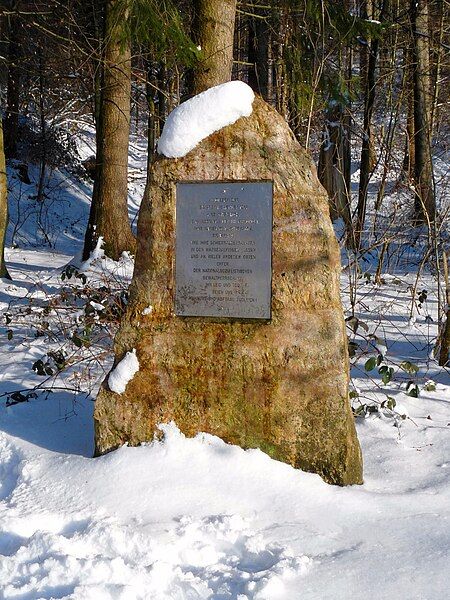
157 80 255 158
108 349 139 395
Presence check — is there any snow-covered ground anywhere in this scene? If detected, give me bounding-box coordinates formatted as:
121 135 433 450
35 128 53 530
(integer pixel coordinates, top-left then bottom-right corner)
0 141 449 599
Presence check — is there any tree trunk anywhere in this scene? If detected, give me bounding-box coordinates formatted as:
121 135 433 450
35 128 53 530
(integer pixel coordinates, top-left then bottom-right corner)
0 119 11 280
83 0 135 261
318 103 353 241
438 251 450 366
402 46 416 180
191 0 237 94
429 0 445 136
411 0 435 222
358 0 377 171
145 57 156 174
355 0 386 249
36 49 47 204
92 7 103 134
248 12 272 102
4 10 21 159
274 6 289 121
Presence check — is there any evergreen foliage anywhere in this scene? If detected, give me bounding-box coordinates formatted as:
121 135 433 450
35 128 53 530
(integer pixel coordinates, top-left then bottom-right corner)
112 0 201 65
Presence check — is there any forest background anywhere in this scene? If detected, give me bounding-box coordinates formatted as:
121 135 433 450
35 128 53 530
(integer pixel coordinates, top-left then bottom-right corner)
0 3 449 597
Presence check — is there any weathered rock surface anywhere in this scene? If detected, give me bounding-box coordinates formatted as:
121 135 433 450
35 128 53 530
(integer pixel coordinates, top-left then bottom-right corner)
94 97 363 485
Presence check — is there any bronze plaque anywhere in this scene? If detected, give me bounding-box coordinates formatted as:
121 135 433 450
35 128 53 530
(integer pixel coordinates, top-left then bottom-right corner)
175 181 272 319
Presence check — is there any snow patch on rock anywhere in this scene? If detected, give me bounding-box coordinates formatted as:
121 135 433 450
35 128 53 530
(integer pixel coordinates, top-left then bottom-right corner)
157 81 255 158
108 349 139 395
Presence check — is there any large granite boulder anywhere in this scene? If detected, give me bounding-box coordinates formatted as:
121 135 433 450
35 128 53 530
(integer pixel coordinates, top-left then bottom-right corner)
94 97 363 486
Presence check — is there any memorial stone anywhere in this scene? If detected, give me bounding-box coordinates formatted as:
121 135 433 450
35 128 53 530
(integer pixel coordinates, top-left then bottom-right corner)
94 97 363 486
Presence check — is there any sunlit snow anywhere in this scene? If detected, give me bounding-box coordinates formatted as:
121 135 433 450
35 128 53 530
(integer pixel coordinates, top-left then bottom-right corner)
157 81 255 158
108 349 139 395
0 123 449 600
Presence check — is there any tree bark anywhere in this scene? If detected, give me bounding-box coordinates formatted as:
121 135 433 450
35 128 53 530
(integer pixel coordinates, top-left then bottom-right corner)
248 12 272 102
274 5 289 121
411 0 435 222
191 0 237 94
429 0 445 135
83 0 135 261
36 48 47 203
0 119 11 279
318 103 353 241
355 0 386 249
438 252 450 366
144 56 156 173
402 46 416 180
4 9 21 159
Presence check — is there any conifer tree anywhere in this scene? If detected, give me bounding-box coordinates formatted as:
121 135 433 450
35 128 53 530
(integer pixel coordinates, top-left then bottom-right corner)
83 0 135 261
3 1 21 159
411 0 435 222
355 0 388 248
0 119 11 279
191 0 237 93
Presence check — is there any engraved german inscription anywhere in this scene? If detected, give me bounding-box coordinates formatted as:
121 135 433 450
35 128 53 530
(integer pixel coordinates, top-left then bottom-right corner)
175 181 272 319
